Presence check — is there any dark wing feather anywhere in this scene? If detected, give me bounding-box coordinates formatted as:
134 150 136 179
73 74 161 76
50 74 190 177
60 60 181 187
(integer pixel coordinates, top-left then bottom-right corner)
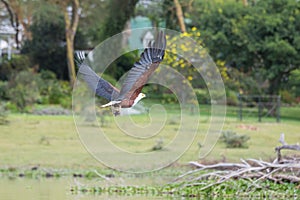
116 31 166 101
75 51 120 100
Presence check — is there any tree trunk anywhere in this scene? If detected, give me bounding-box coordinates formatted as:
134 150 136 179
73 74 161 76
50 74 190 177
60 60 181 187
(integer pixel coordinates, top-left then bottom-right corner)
64 0 80 87
15 14 20 49
173 0 186 32
242 0 248 6
268 75 281 95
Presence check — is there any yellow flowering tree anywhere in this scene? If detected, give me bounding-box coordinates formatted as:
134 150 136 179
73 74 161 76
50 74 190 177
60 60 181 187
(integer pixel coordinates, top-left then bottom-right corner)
152 27 229 105
163 27 229 88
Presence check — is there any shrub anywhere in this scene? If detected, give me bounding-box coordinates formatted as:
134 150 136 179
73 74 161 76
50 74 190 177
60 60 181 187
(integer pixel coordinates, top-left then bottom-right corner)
151 138 164 151
280 90 296 104
43 80 72 108
195 89 209 104
5 101 18 112
0 81 8 100
0 54 31 81
226 89 239 106
7 70 41 112
35 70 72 108
220 130 250 148
0 102 9 125
162 93 178 104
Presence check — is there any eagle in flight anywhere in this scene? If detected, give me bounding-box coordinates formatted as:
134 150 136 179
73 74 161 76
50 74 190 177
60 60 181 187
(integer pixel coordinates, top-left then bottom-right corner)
75 31 166 115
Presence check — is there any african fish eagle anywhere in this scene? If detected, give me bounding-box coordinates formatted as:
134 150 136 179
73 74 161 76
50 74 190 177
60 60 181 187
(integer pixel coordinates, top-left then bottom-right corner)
75 31 166 115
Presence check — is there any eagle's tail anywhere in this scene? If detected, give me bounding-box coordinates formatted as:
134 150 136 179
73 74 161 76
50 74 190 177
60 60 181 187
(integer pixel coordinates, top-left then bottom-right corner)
74 51 86 66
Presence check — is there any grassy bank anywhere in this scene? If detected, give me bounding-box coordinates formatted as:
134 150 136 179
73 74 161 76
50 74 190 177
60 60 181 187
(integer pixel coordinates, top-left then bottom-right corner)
0 107 299 170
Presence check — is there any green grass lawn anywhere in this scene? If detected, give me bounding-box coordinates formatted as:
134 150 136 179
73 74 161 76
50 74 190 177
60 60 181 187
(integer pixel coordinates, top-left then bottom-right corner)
0 104 299 171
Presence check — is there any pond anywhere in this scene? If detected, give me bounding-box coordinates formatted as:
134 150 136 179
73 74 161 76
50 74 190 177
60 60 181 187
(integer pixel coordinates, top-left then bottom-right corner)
1 172 298 199
0 178 148 200
0 176 172 200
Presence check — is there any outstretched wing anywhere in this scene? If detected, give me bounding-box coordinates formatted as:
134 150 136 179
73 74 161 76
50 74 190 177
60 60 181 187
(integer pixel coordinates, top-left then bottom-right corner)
75 52 120 100
116 31 166 101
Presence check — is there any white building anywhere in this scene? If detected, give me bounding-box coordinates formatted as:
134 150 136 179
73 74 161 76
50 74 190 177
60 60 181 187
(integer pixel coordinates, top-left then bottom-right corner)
0 25 16 60
0 4 20 61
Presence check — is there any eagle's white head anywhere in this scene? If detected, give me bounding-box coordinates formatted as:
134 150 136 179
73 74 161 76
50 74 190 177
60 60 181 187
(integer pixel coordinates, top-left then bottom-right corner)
133 93 146 107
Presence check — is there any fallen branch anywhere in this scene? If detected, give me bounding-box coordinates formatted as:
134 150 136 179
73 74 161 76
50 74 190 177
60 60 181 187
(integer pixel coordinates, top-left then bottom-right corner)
183 158 300 191
174 134 300 191
275 133 300 163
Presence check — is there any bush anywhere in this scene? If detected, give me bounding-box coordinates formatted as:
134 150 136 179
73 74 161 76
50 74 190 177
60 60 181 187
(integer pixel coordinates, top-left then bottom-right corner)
7 70 41 112
0 102 9 125
195 89 210 104
5 101 18 112
21 4 68 80
0 54 31 81
161 93 178 104
0 81 8 100
4 69 72 112
220 130 250 148
51 81 72 108
35 71 72 108
280 90 296 104
151 138 164 151
226 89 239 106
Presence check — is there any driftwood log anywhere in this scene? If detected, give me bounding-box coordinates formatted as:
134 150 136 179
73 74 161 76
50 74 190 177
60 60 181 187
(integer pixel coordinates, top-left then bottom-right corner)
275 133 300 163
175 134 300 191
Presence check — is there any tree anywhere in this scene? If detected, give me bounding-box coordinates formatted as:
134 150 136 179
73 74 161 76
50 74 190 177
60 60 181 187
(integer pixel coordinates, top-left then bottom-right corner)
75 0 108 47
46 0 80 86
173 0 186 32
242 0 248 6
135 0 164 27
21 4 68 79
163 0 190 31
100 0 139 40
190 0 300 94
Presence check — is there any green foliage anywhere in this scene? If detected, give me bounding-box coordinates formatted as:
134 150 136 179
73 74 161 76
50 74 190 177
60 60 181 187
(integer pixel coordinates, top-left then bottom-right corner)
4 69 72 112
5 101 18 112
195 89 209 104
0 54 31 81
21 4 68 80
0 102 9 125
7 70 41 112
280 90 295 104
225 68 262 95
283 69 300 101
191 0 300 94
135 0 164 27
105 51 139 80
0 81 8 100
220 130 250 148
35 71 72 108
70 178 300 198
226 89 238 106
48 82 69 104
75 0 109 46
99 0 139 41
